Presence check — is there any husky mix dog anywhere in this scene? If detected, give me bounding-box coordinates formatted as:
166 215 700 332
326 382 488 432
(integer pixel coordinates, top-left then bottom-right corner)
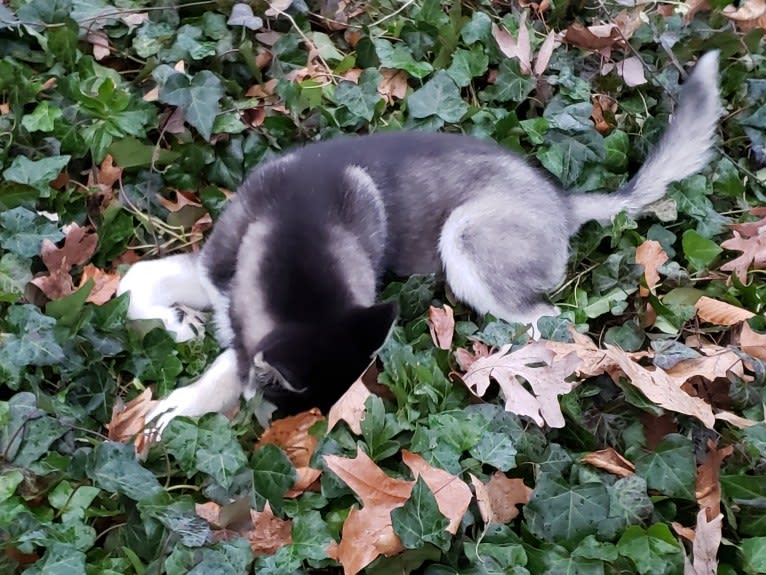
118 52 721 430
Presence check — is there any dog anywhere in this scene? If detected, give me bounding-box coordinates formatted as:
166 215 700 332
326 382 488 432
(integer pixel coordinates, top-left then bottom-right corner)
117 51 721 431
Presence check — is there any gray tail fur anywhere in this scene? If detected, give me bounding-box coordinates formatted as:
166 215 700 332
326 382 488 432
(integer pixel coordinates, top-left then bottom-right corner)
569 51 721 230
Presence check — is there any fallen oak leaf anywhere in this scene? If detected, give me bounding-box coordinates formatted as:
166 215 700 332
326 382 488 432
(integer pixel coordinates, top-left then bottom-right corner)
695 295 755 325
677 509 723 575
428 304 454 350
79 264 120 305
470 471 532 525
719 230 766 283
31 223 99 300
582 447 635 477
454 340 490 371
636 240 669 296
249 503 293 555
461 341 581 428
604 346 716 428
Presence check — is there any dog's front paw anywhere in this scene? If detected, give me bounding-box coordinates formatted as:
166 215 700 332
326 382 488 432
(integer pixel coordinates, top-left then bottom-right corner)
167 304 208 342
144 385 210 435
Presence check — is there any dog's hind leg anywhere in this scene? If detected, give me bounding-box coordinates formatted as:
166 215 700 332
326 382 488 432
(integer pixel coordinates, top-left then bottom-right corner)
438 195 568 336
118 253 211 342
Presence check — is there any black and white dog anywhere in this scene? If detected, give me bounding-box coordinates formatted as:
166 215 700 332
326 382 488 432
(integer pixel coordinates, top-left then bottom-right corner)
118 52 721 430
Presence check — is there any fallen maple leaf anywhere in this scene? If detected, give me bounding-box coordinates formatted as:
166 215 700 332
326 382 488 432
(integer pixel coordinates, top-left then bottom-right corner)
695 295 755 325
378 68 408 103
470 472 532 525
327 376 372 435
257 408 324 497
604 346 716 428
462 341 581 428
31 223 99 300
324 448 470 575
79 264 120 305
105 388 158 457
582 447 635 477
636 240 669 296
428 305 455 350
696 440 733 520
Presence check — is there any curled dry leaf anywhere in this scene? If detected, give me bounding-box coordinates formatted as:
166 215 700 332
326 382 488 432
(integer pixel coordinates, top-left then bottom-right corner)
563 22 621 53
257 408 324 496
616 56 647 87
428 305 455 350
695 295 755 326
470 472 532 525
635 240 669 296
722 0 766 31
454 340 491 372
696 439 733 520
491 20 532 75
105 388 158 457
31 224 99 300
327 375 372 435
79 264 120 305
158 189 203 212
462 341 581 428
196 501 292 556
740 321 766 361
591 94 617 134
680 509 723 575
582 447 635 477
604 346 716 428
378 69 408 104
324 447 470 575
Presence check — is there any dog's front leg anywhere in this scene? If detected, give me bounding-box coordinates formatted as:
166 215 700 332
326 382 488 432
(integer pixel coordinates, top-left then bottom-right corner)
146 349 242 433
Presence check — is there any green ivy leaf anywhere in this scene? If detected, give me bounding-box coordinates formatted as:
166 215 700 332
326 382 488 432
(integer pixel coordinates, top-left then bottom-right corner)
682 229 722 271
21 543 86 575
480 60 535 104
85 441 163 501
0 304 65 367
2 155 70 198
16 0 72 24
332 69 382 122
21 101 63 132
538 130 605 188
374 38 433 79
391 477 451 551
251 444 295 514
160 71 224 140
445 46 488 88
469 430 518 471
0 254 32 303
526 476 610 543
408 71 468 123
633 434 695 500
742 537 766 572
617 524 683 575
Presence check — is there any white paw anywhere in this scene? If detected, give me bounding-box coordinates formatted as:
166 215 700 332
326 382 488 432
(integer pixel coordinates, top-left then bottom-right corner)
167 304 208 342
145 385 207 435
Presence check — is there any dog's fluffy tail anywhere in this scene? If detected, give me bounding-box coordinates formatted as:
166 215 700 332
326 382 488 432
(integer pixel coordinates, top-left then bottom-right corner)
569 51 721 229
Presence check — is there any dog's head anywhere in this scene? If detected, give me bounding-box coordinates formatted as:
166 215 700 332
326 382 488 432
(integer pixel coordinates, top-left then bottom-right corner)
244 302 397 414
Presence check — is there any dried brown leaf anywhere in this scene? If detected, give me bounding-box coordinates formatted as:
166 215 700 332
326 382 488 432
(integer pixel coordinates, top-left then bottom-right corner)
591 94 617 134
87 31 110 60
31 224 99 300
454 341 491 372
681 509 723 575
604 346 716 428
720 230 766 283
582 447 635 477
105 388 158 457
722 0 766 31
158 190 203 213
696 440 733 520
491 21 531 74
249 503 293 555
378 69 408 103
401 450 472 534
695 296 755 325
327 375 372 435
428 305 455 350
617 56 647 86
563 22 620 52
257 408 324 496
636 240 669 296
740 321 766 361
470 471 532 525
462 341 581 427
533 30 556 77
79 264 120 305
